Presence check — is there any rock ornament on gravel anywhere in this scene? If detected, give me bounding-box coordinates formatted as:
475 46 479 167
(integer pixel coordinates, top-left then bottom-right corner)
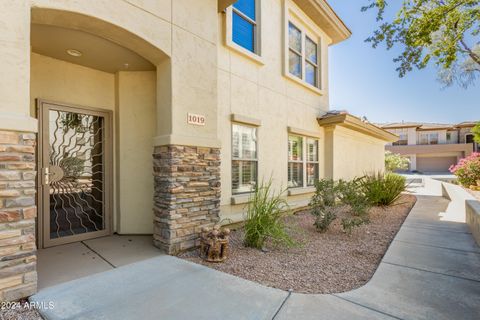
200 225 231 263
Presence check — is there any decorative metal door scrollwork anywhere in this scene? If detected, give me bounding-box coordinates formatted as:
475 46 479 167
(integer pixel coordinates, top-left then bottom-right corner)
38 101 112 247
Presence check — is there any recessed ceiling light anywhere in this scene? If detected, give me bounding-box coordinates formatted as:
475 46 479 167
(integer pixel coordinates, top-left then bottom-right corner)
66 49 82 57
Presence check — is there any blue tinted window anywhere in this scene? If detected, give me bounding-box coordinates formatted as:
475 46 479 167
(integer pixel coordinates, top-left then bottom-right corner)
232 11 255 52
306 37 317 64
305 62 316 86
233 0 256 21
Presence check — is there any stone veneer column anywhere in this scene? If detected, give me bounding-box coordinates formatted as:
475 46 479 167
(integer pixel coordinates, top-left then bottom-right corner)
0 131 37 301
153 145 221 254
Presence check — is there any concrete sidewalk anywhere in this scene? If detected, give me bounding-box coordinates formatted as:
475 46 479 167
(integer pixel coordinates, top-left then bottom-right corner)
31 178 480 320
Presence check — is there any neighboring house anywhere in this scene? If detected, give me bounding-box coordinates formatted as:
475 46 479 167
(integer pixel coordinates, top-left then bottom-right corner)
0 0 396 300
381 121 479 173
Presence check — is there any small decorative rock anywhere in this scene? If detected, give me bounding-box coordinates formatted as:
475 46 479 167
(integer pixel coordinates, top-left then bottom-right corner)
200 225 230 262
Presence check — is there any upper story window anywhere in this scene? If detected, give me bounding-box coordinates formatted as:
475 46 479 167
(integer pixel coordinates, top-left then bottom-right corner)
225 0 262 63
232 0 257 53
282 0 325 94
419 132 439 145
392 129 408 145
446 132 452 143
232 124 258 194
288 22 320 88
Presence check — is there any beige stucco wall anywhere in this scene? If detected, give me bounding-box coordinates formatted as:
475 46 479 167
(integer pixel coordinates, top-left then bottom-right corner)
218 0 331 219
331 126 386 180
2 0 220 149
116 71 156 234
30 53 115 113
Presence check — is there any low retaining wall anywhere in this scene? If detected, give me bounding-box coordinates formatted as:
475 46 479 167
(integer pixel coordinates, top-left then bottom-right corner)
466 200 480 247
440 181 480 247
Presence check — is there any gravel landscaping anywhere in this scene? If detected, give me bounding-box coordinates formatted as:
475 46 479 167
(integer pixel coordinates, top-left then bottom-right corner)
0 301 43 320
181 194 416 294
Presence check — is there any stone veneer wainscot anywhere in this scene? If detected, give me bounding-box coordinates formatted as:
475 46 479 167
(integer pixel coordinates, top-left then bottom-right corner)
0 131 37 301
153 145 221 254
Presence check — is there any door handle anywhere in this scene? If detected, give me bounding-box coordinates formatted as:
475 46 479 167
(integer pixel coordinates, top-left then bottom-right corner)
43 167 54 185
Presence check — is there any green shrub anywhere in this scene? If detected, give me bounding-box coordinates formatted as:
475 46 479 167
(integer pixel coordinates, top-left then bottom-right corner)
341 217 369 235
361 172 406 206
337 178 370 217
385 151 410 172
310 178 371 234
313 207 337 232
244 181 295 249
310 179 338 232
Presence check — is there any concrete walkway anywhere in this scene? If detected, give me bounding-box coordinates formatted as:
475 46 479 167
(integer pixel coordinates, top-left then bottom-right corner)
37 235 165 289
31 178 480 320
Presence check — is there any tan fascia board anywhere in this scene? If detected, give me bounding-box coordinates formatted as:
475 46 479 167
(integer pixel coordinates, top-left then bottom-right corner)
386 143 474 155
292 0 352 44
317 114 398 142
455 123 477 128
381 125 421 129
417 127 454 131
218 0 236 12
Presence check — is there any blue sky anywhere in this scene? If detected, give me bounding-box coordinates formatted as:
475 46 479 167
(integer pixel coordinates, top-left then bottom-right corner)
327 1 480 124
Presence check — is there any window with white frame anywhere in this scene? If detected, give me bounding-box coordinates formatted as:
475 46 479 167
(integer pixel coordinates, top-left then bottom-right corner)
419 132 439 145
288 135 319 188
392 128 408 145
446 132 452 143
230 0 259 54
232 124 258 194
306 138 319 186
288 21 321 88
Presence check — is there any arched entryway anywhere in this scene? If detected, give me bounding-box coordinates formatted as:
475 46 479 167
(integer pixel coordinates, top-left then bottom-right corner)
30 7 169 288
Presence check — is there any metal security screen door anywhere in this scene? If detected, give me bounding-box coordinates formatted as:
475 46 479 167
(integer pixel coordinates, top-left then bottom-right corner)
38 100 112 248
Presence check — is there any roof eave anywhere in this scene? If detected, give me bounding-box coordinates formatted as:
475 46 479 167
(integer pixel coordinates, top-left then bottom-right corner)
293 0 352 44
318 114 399 142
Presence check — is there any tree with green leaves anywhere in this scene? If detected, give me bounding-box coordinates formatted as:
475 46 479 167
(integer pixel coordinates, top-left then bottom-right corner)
385 151 410 172
472 122 480 144
363 0 480 88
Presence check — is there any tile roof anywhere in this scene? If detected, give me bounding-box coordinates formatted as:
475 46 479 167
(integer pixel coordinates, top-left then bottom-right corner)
379 121 479 130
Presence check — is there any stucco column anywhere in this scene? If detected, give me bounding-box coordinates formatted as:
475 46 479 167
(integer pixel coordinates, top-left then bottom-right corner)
323 126 335 179
410 155 417 171
0 1 37 133
151 10 221 253
0 1 38 301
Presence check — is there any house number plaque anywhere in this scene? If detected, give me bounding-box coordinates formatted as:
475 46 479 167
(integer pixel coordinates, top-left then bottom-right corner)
187 113 206 126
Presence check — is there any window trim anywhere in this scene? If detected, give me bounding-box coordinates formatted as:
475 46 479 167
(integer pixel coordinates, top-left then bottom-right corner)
306 137 319 187
225 0 264 65
288 134 319 189
231 122 259 195
392 128 408 146
418 132 439 145
283 1 325 95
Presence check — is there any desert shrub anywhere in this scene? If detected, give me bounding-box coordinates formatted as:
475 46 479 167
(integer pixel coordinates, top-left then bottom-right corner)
385 151 410 172
244 181 294 249
310 179 339 232
361 172 406 206
337 178 370 217
450 153 480 187
313 207 337 232
341 216 369 235
310 178 373 234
